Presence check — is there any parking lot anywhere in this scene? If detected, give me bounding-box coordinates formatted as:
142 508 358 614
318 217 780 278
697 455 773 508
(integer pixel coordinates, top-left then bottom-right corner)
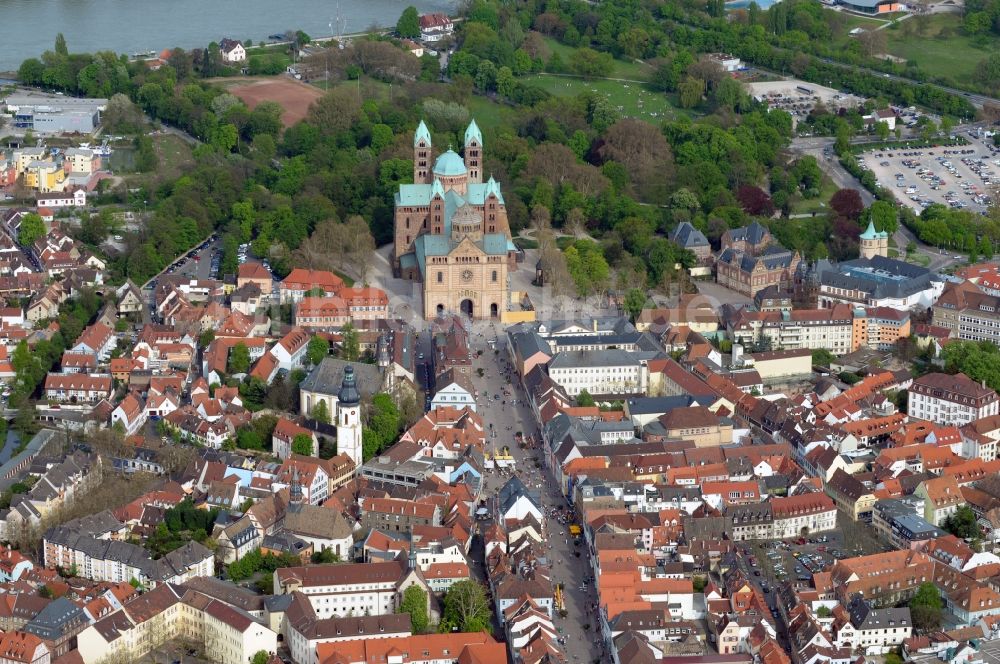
747 79 865 128
743 512 887 592
861 132 1000 214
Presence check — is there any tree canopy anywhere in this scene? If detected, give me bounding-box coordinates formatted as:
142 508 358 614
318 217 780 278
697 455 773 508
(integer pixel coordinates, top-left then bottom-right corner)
291 433 315 457
17 214 46 248
400 585 430 633
909 581 943 633
441 580 492 633
397 7 421 39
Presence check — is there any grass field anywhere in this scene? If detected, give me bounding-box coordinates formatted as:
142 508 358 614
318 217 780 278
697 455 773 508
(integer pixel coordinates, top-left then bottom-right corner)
153 134 194 180
522 74 688 121
542 37 651 80
787 174 839 215
884 14 1000 86
244 44 293 69
825 8 890 32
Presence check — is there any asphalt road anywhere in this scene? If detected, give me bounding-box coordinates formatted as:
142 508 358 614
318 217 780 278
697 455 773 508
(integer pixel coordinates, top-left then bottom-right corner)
418 320 602 664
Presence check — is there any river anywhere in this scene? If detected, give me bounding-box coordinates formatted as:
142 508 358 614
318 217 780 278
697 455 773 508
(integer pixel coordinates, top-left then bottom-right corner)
0 0 457 71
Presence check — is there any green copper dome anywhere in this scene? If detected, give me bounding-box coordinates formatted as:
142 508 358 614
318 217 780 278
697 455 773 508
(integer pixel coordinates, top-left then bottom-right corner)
414 120 431 147
433 149 467 177
464 119 482 146
860 220 887 240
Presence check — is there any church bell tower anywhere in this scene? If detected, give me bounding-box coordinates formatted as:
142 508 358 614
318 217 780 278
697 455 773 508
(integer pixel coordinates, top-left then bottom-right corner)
337 366 363 469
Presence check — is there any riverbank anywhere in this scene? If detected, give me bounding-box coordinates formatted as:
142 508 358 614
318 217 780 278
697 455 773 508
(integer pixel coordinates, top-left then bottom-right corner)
0 0 457 70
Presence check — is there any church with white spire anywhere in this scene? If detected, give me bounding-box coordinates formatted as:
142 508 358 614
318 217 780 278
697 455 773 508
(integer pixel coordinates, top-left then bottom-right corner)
393 119 518 320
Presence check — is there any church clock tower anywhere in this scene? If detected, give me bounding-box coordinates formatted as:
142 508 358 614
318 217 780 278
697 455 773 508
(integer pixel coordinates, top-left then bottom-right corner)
337 366 363 469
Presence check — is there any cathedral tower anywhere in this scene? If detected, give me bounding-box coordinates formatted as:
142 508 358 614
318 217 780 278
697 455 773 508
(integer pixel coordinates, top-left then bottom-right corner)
414 120 432 184
464 119 482 184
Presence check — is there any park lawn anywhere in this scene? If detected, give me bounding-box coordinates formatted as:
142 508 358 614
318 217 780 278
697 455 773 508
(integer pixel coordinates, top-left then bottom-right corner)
542 37 650 80
466 95 517 128
152 134 194 180
522 74 689 121
326 76 408 106
786 174 839 216
884 14 1000 86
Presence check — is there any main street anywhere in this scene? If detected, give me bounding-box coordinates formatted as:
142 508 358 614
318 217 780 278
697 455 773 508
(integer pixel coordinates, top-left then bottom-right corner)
417 320 602 664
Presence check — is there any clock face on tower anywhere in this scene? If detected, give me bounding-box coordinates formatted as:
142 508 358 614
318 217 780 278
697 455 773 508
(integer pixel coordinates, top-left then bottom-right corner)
461 269 474 282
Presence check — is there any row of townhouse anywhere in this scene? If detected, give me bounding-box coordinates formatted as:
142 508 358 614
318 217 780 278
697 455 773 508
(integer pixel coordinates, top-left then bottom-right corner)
0 451 102 542
43 511 213 588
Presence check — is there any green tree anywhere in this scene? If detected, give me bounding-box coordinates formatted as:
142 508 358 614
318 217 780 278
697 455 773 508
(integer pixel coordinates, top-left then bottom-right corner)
623 288 647 323
576 389 595 408
199 329 216 348
909 581 942 633
396 6 421 38
307 335 330 365
291 433 315 457
251 652 270 664
942 340 1000 392
838 371 862 385
678 77 705 109
812 349 836 366
943 505 980 540
229 342 251 374
441 579 492 633
211 123 238 153
400 585 429 633
495 66 515 98
570 48 613 79
834 122 852 156
311 548 340 563
339 322 360 362
875 120 890 141
17 213 45 247
55 33 68 57
816 605 832 618
310 399 331 424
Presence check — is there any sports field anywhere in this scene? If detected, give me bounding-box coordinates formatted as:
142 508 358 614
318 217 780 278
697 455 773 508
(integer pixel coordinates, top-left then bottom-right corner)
223 77 323 127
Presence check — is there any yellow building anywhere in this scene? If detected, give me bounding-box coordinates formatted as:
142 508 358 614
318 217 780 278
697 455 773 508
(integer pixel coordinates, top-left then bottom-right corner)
63 147 98 174
13 147 46 175
24 160 65 193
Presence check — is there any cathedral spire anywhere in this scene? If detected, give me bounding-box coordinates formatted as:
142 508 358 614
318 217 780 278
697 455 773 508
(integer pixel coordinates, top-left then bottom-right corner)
414 120 431 147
